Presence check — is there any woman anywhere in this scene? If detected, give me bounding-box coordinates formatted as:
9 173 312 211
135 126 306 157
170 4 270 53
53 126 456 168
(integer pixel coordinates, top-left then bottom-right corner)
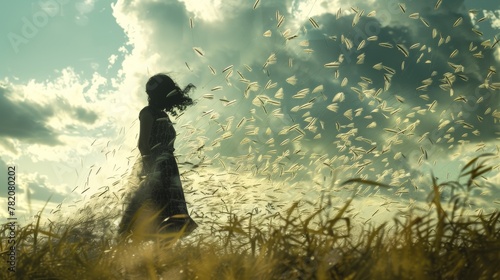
118 73 197 239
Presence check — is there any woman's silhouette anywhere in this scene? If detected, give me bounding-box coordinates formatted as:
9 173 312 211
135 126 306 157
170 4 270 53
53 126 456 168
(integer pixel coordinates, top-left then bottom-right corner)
119 73 197 239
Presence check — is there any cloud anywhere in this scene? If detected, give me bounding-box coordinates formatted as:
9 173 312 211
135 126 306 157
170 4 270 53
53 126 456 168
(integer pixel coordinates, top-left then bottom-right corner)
108 0 499 196
5 170 77 220
75 0 96 14
0 158 8 191
0 167 67 205
74 0 97 25
483 10 500 29
24 173 68 203
0 85 62 147
0 68 111 149
0 68 125 178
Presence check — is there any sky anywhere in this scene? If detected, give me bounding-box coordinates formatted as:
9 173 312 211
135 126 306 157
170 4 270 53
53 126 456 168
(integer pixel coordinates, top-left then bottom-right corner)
1 0 499 228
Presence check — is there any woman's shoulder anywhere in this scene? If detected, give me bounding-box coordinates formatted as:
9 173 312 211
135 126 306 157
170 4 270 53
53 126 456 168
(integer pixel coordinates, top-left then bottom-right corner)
139 106 154 120
139 106 167 120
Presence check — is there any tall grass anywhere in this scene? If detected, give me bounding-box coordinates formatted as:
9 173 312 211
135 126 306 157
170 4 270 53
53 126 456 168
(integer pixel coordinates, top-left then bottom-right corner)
1 154 499 279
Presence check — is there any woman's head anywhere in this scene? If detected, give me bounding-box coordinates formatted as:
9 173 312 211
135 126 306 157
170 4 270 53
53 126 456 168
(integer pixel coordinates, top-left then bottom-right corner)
145 73 195 116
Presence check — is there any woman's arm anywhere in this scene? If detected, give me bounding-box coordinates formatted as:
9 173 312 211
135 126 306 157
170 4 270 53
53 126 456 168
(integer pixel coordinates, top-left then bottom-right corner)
138 108 154 156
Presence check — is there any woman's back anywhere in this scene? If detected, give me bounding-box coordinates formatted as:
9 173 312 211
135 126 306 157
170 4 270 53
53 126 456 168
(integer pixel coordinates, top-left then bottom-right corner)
140 106 176 157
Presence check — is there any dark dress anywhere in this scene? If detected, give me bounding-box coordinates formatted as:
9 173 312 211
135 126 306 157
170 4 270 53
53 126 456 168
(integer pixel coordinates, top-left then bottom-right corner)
119 106 197 237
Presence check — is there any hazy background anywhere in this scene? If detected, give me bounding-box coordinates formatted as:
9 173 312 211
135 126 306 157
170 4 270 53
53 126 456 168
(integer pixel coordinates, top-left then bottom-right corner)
1 0 499 227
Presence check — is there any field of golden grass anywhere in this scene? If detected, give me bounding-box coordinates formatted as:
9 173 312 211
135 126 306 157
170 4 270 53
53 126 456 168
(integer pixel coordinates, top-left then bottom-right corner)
1 155 499 279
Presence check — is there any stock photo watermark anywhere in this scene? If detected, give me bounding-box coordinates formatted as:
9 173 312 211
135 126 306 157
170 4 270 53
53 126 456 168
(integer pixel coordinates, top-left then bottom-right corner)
7 0 70 54
5 165 17 274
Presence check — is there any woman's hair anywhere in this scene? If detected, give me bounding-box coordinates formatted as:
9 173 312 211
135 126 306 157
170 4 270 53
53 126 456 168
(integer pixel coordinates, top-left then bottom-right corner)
145 73 195 116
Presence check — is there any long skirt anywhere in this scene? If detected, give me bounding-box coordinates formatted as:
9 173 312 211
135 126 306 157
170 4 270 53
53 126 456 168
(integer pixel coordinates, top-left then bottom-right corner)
118 152 197 238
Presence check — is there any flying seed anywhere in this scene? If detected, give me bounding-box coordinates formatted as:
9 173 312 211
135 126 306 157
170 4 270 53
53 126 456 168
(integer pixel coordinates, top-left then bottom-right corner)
398 3 406 13
396 44 409 57
341 77 348 87
352 12 361 26
327 103 339 112
477 16 487 23
286 75 297 85
253 0 260 10
312 85 323 93
357 40 366 50
435 0 442 10
193 47 204 57
324 61 341 68
420 17 430 27
379 42 393 48
409 12 419 19
208 65 216 75
277 15 284 28
309 17 320 28
472 28 483 36
450 49 459 58
453 17 463 27
222 65 234 73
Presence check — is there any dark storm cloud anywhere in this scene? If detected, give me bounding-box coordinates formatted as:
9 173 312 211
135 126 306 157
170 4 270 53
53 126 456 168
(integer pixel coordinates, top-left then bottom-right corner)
246 2 497 188
72 105 98 124
24 180 67 204
302 8 499 140
0 86 62 146
285 2 500 204
5 172 68 203
0 85 100 149
0 159 66 203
